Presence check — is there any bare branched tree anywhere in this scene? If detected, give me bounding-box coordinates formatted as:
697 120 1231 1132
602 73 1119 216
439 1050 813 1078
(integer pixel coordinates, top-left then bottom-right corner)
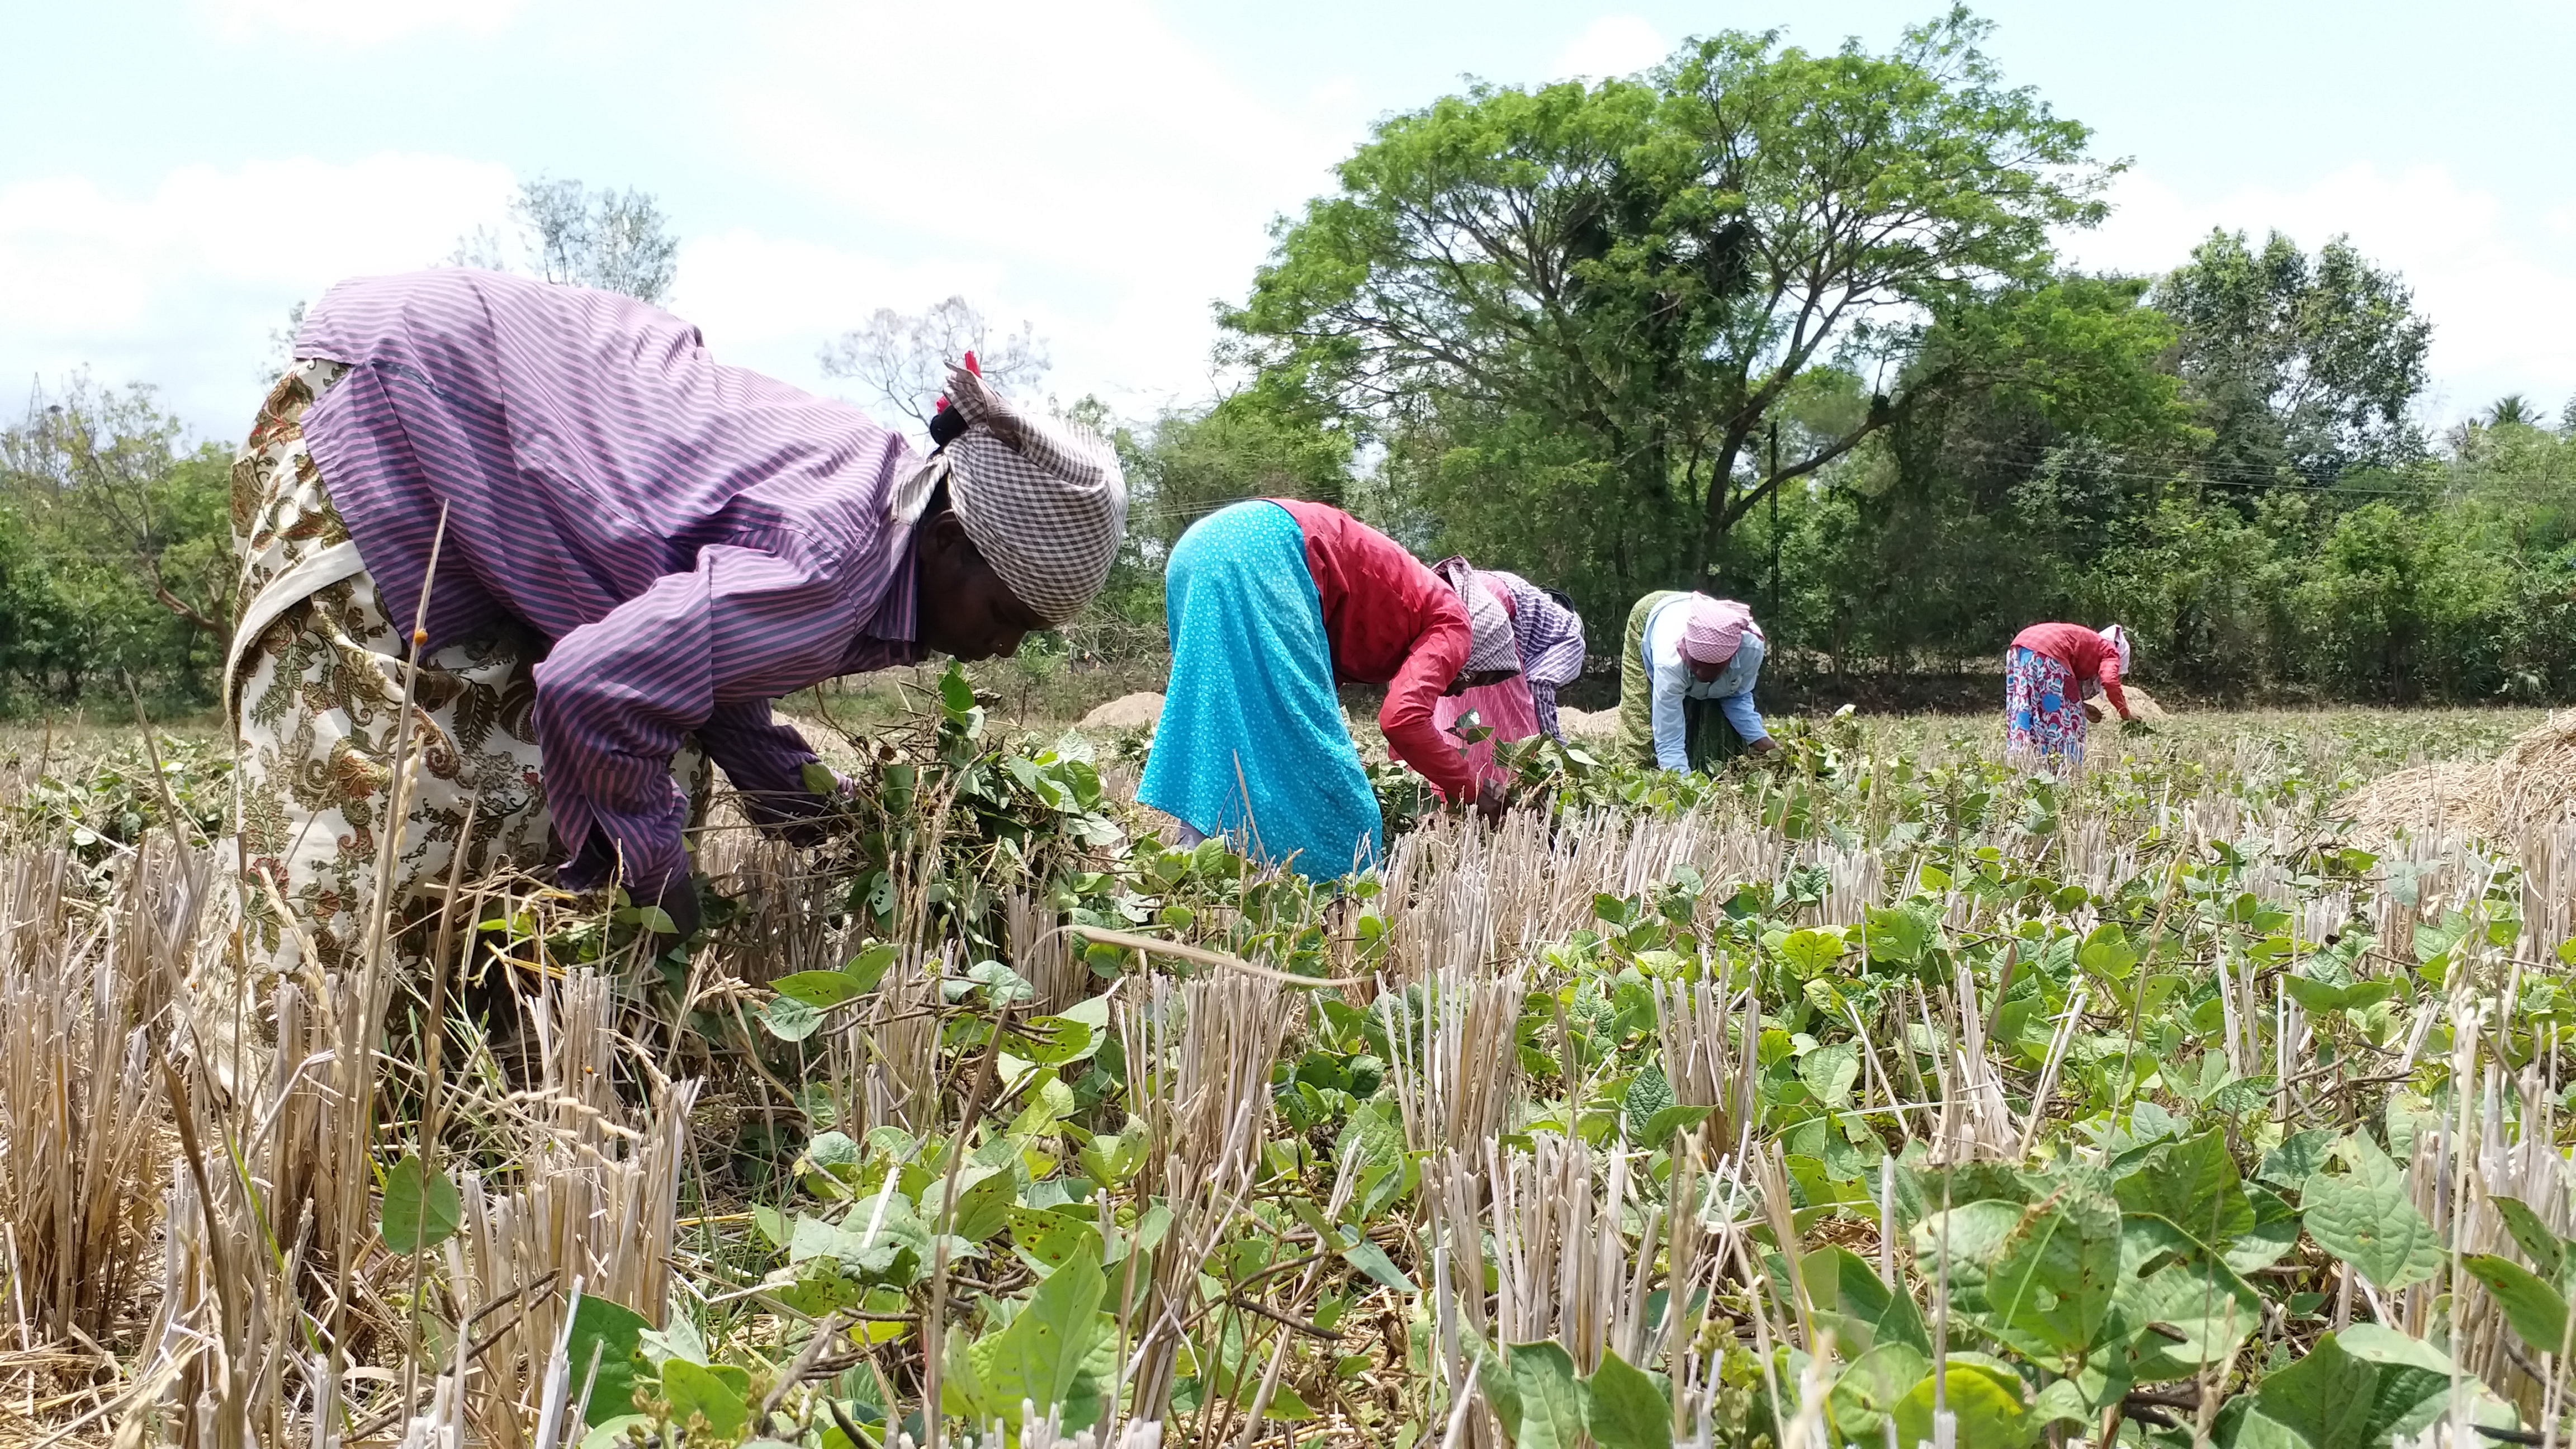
817 297 1049 429
446 176 681 305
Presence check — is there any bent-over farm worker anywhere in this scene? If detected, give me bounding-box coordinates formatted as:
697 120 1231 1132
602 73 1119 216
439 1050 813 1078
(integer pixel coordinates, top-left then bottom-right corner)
1426 556 1551 794
225 268 1125 976
1137 500 1519 878
1614 591 1780 772
2004 621 2134 774
1483 570 1585 742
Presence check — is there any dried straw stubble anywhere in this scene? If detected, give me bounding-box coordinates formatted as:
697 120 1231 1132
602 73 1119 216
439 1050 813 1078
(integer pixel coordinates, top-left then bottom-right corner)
2346 711 2576 845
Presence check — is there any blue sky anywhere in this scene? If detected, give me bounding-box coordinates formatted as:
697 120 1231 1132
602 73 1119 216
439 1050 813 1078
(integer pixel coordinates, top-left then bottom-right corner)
5 0 2572 442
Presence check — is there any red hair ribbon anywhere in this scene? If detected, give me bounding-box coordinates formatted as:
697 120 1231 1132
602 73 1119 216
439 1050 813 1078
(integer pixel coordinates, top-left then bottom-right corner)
932 352 982 414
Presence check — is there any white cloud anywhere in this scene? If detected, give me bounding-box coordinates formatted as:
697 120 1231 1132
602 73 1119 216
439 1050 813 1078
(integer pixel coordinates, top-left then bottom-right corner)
198 0 531 45
0 154 515 435
707 0 1346 416
1551 15 1668 80
2066 163 2576 422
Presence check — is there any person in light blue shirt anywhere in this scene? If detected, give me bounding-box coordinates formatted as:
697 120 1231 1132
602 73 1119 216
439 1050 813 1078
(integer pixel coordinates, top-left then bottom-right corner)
1613 591 1781 771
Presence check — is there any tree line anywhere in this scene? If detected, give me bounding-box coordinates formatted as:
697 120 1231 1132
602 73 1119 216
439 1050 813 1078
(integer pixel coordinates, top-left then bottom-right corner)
1115 8 2573 705
6 8 2570 713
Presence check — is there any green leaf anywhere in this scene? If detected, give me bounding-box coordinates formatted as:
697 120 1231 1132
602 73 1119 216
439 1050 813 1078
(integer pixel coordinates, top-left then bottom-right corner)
1778 927 1849 975
632 905 678 935
660 1360 750 1438
1503 1339 1585 1449
772 969 871 1008
928 1165 1020 1243
1862 906 1931 964
2078 923 2139 979
1579 1349 1672 1449
1340 1240 1418 1295
966 1240 1114 1431
2490 1195 2566 1280
2259 1129 2340 1186
2464 1253 2570 1356
1622 1063 1677 1141
939 666 978 716
845 942 899 991
380 1154 462 1254
1830 1341 1930 1439
564 1294 652 1426
2236 1326 2472 1449
1803 1244 1931 1355
2115 1233 2260 1384
1893 1360 2033 1449
802 760 839 797
1639 1104 1715 1151
760 994 826 1041
1009 1207 1104 1275
2301 1138 2441 1290
1013 1015 1097 1067
582 1416 654 1449
1981 1192 2122 1361
1798 1043 1861 1112
2223 1184 2302 1273
2113 1128 2253 1247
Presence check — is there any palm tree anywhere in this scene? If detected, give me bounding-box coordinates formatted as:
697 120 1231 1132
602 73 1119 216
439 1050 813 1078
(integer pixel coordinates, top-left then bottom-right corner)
2486 393 2539 427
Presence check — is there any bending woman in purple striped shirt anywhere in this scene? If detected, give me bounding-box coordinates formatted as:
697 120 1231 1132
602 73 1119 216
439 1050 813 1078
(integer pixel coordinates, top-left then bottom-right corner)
225 268 1125 981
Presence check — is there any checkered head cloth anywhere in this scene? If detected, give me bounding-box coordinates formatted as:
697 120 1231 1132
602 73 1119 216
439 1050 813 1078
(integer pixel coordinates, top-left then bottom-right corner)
1679 596 1757 665
1431 556 1523 675
921 364 1128 624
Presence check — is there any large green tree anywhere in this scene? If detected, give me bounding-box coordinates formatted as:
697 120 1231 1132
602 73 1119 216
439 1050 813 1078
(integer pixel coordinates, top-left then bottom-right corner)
2153 229 2431 484
1228 7 2112 600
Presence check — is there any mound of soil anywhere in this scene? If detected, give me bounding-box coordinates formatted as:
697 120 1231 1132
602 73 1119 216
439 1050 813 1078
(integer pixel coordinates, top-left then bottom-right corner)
2346 712 2576 842
1078 691 1166 732
1557 706 1620 738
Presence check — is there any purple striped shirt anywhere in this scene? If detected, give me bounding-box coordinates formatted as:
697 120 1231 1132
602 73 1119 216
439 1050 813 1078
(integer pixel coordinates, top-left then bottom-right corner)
295 269 927 893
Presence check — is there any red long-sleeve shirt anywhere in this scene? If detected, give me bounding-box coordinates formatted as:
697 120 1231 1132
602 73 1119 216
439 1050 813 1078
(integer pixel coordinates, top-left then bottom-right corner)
2012 622 2129 718
1271 500 1477 802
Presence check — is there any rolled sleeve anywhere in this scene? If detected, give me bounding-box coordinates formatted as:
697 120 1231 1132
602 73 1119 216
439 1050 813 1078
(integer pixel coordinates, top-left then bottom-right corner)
534 542 865 891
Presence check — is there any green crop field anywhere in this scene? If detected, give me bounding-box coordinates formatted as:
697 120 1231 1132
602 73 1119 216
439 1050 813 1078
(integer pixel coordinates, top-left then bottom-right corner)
4 690 2572 1449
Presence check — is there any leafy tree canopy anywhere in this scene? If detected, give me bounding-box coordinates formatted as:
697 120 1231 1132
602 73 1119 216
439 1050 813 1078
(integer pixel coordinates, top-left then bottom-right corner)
1227 6 2114 596
2153 228 2431 484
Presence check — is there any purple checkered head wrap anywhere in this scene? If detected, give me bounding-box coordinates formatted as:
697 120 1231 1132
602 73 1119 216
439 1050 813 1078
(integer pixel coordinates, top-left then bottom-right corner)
1430 556 1523 675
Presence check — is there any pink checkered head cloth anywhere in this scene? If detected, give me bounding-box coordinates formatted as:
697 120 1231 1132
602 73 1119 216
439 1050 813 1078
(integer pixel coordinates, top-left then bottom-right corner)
1679 596 1758 665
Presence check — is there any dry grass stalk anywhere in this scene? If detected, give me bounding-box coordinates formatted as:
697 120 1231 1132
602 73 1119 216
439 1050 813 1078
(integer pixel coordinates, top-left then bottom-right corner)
0 842 179 1346
1009 891 1088 1015
1380 962 1523 1156
1428 1131 1746 1446
1654 976 1753 1154
1117 972 1290 1429
449 972 701 1435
